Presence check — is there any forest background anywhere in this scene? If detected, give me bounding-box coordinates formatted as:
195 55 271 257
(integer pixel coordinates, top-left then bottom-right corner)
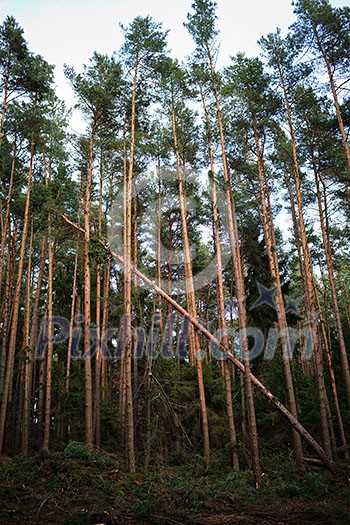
0 0 350 523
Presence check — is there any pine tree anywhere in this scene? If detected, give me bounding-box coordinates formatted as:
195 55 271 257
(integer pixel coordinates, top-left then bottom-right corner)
0 53 54 453
223 53 303 467
186 0 261 487
65 52 123 447
292 0 350 169
119 16 168 471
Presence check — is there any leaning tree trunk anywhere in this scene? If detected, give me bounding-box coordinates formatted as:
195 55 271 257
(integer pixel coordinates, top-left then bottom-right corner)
58 211 340 476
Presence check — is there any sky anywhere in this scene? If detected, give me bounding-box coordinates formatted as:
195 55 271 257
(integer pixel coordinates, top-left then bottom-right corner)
0 0 347 131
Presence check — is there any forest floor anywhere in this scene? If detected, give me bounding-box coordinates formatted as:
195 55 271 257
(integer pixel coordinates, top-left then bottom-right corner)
1 443 350 525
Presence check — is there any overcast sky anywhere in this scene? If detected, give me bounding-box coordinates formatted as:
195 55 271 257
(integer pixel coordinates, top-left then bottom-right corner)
0 0 347 130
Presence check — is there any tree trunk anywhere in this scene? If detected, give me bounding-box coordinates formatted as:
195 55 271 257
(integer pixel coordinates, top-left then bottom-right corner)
251 117 303 467
277 61 332 458
314 279 348 458
200 85 239 470
171 96 210 467
101 257 111 400
43 232 54 451
22 235 46 454
123 59 138 473
0 75 9 151
0 225 15 394
0 106 36 453
0 136 16 291
94 152 103 448
66 248 79 393
205 44 261 487
21 226 33 454
314 169 350 407
83 124 97 448
313 26 350 169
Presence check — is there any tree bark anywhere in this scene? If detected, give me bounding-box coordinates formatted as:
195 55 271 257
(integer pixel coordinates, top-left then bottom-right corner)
277 60 332 458
0 105 36 453
83 124 96 448
251 117 303 467
315 169 350 407
313 25 350 169
205 44 261 487
200 85 239 470
21 225 33 454
170 95 210 467
43 232 54 451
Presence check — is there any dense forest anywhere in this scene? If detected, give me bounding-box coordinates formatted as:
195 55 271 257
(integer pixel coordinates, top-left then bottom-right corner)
0 0 350 523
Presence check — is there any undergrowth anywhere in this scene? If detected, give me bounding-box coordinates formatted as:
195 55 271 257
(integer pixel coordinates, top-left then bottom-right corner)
0 444 349 524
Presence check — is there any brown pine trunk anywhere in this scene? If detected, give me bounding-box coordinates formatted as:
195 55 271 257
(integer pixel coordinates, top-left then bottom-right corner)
119 119 128 427
0 106 36 453
251 118 303 466
0 75 9 151
132 181 139 425
66 248 78 393
205 45 260 487
101 257 111 400
43 232 54 451
314 281 348 457
313 26 350 169
200 86 239 470
0 137 16 290
277 61 332 458
94 152 103 448
22 235 46 454
156 162 164 318
144 351 153 473
171 97 210 467
83 124 97 448
123 61 138 473
0 225 15 394
37 343 46 434
94 261 101 447
341 286 350 329
67 177 83 394
21 226 33 454
15 358 25 451
314 169 350 407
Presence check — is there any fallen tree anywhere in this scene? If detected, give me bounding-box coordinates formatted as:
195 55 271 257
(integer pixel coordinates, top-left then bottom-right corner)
58 212 339 475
